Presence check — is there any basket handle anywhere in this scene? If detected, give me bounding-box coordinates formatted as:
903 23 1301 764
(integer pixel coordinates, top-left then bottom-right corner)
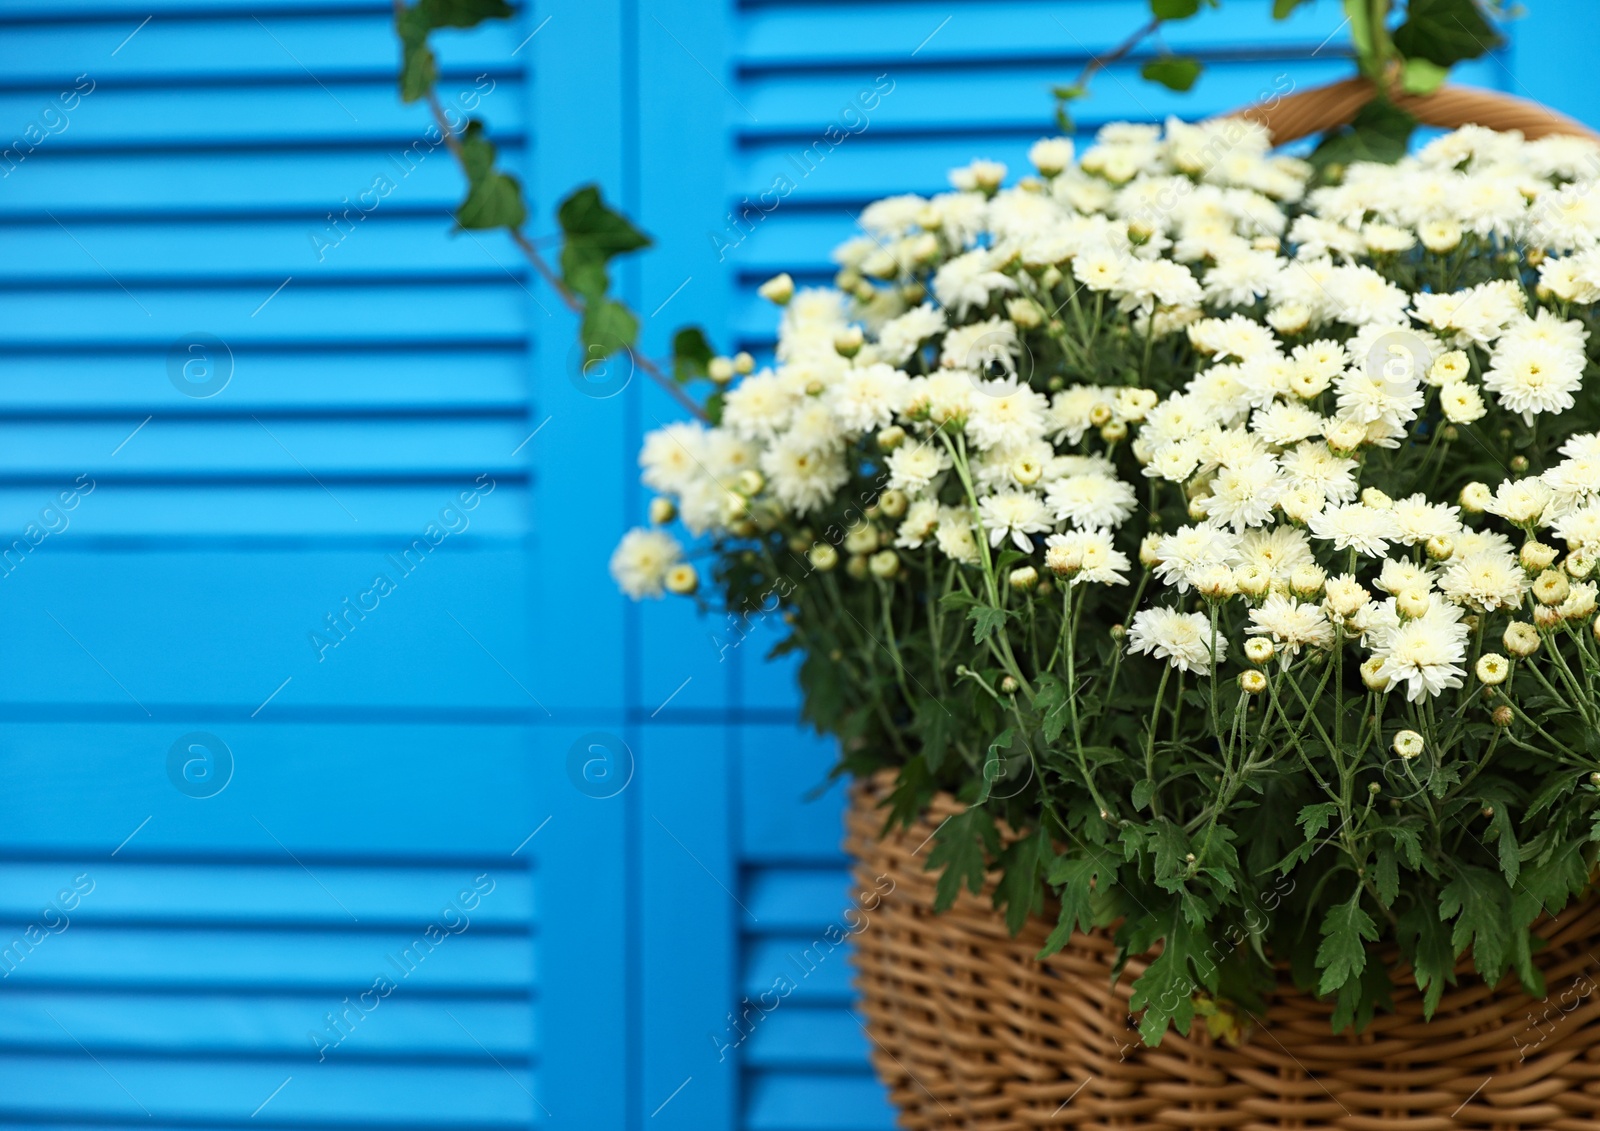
1219 75 1600 145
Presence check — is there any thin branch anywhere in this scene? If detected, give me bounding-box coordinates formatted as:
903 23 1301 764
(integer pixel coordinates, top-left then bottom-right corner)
396 2 707 421
1074 16 1161 92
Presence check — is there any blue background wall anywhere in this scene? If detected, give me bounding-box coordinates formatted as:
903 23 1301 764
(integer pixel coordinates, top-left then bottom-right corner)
0 2 1595 1130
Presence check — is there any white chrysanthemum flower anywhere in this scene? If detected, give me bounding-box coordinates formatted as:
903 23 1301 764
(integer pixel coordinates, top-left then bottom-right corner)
1045 529 1130 586
827 363 910 433
721 372 798 441
1553 502 1600 550
1485 478 1554 526
929 190 989 247
1144 438 1203 483
1324 264 1409 326
1029 136 1075 176
1249 593 1334 655
1367 600 1471 702
934 506 980 564
1128 607 1227 674
610 528 683 599
1250 402 1327 447
895 498 941 549
932 248 1017 315
966 377 1049 451
1334 363 1424 430
1049 385 1112 446
1153 522 1240 592
1389 493 1462 545
1200 456 1283 530
1045 474 1139 529
876 303 946 365
760 436 849 515
1235 525 1315 582
905 369 976 425
859 193 927 237
1374 558 1436 596
1202 249 1281 307
1483 337 1586 419
941 316 1020 374
1280 441 1360 503
1114 258 1202 314
1411 281 1524 347
1309 502 1399 557
786 400 848 454
949 158 1006 193
1439 380 1487 425
640 421 707 495
778 289 850 361
977 490 1051 551
1438 550 1529 612
885 442 951 494
1072 244 1129 292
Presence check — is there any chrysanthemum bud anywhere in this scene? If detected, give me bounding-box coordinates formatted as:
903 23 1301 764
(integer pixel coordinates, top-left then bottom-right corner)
878 488 908 519
1235 564 1271 598
1045 542 1082 577
1477 653 1510 686
867 549 899 580
758 273 795 305
877 425 906 451
1392 729 1425 759
1511 454 1530 474
999 675 1019 695
1280 486 1324 525
1361 657 1391 691
1290 564 1327 599
732 351 755 375
665 563 699 596
1005 296 1042 329
1244 637 1275 664
1361 487 1393 510
708 356 736 384
833 326 864 358
1460 482 1492 513
1419 219 1462 253
809 543 839 572
1139 534 1162 569
845 525 879 555
1368 781 1382 796
1239 670 1268 695
649 497 677 525
723 491 749 521
1268 302 1311 337
1009 565 1039 591
1534 605 1562 629
1011 456 1044 487
736 469 765 497
1324 574 1367 618
1429 350 1470 386
1326 419 1367 454
1396 588 1431 620
1187 497 1209 521
1591 771 1600 788
1196 564 1237 601
1492 705 1514 727
1561 584 1598 620
1504 621 1541 657
1100 420 1129 443
1425 535 1454 562
1568 550 1597 580
1534 569 1570 606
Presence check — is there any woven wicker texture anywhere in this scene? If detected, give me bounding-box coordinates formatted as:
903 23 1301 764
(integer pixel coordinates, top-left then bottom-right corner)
847 775 1600 1130
1220 75 1600 144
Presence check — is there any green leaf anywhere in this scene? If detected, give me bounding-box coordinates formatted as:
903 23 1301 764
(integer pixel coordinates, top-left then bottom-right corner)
671 327 714 384
1439 865 1511 985
1373 844 1399 909
994 831 1048 935
1400 56 1449 95
1309 98 1418 170
1484 803 1521 888
1386 824 1424 869
1043 852 1110 949
557 184 652 301
1129 913 1205 1044
1316 895 1378 996
1140 56 1203 92
1400 901 1456 1018
453 121 527 229
1132 778 1157 812
968 605 1013 645
416 0 512 27
579 298 639 361
1150 0 1201 18
927 808 998 913
1272 0 1312 16
1393 0 1505 68
915 697 957 775
394 1 511 102
1297 801 1340 842
398 39 436 103
1031 673 1073 744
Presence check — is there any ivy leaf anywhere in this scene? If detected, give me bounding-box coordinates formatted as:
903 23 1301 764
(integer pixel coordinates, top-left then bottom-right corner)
1316 895 1378 996
394 1 511 102
454 121 527 229
671 327 714 384
927 807 998 913
1272 0 1312 15
1400 56 1449 95
1393 0 1504 68
1440 865 1511 985
1141 56 1203 92
398 38 437 103
417 0 513 26
579 298 639 362
557 184 652 300
1150 0 1200 18
968 605 1013 645
1310 98 1417 170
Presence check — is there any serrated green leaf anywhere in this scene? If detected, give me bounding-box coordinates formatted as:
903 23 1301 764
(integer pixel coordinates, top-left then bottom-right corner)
1141 56 1203 92
994 831 1048 935
1373 844 1399 908
1132 778 1157 812
671 327 714 384
1044 852 1111 945
1440 865 1511 985
1297 802 1339 843
1393 0 1505 68
1401 901 1456 1018
1316 895 1378 996
927 807 998 913
1129 912 1204 1044
968 605 1013 645
1310 98 1417 170
1485 803 1520 888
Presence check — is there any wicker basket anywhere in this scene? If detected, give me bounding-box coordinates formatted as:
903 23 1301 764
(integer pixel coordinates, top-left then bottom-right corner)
843 80 1600 1131
847 776 1600 1130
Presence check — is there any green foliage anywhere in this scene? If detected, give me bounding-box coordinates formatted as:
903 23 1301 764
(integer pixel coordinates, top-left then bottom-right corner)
1141 56 1204 92
1150 0 1202 18
455 121 527 229
1310 99 1419 171
395 0 512 103
1393 0 1505 67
